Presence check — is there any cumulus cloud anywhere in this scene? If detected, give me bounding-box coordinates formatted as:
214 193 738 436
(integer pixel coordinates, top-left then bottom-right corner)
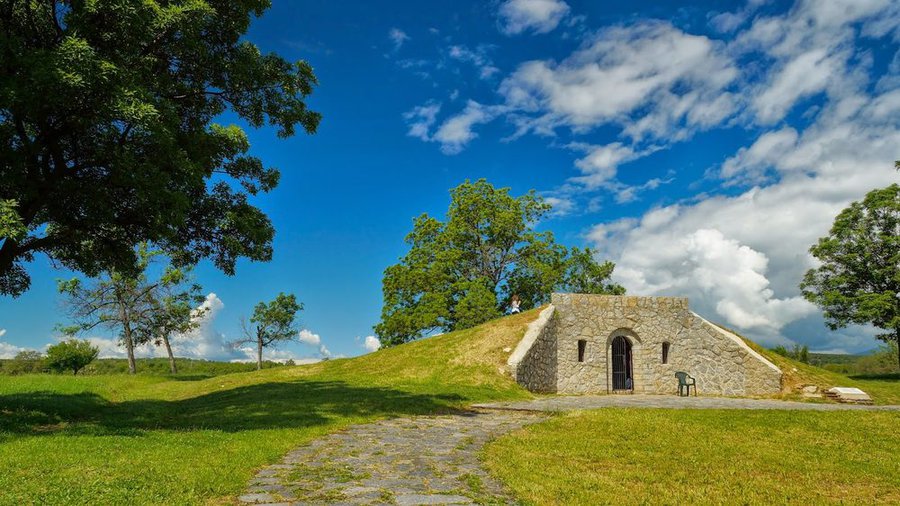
360 335 382 353
590 89 900 347
389 28 410 50
0 340 27 359
298 329 321 346
0 328 6 338
500 21 738 140
297 329 332 358
498 0 570 35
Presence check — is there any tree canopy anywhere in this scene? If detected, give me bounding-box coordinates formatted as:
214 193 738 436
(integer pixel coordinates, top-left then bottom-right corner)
800 183 900 368
0 0 320 297
45 338 99 375
58 246 205 374
235 292 302 370
376 179 624 346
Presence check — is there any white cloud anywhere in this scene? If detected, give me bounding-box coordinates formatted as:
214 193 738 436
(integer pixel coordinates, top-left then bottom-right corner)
0 328 6 338
362 335 382 353
544 196 575 217
499 21 738 141
389 28 410 50
752 49 846 124
570 142 638 188
433 101 502 154
0 340 26 359
719 127 798 184
589 87 900 348
403 102 441 141
448 45 499 80
298 329 321 346
498 0 570 35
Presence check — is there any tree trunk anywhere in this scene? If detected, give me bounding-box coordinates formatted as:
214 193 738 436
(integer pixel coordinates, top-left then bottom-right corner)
162 335 177 374
124 327 136 374
257 336 263 371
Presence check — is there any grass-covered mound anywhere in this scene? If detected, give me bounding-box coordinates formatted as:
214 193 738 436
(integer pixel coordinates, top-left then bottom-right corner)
0 309 538 505
724 325 900 405
484 409 900 505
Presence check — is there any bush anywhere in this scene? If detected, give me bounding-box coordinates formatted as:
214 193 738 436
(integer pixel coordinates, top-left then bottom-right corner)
772 344 809 364
0 350 47 375
45 339 99 375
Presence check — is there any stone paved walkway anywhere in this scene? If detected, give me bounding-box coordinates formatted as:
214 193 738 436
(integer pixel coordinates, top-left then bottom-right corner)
238 411 545 506
474 394 900 412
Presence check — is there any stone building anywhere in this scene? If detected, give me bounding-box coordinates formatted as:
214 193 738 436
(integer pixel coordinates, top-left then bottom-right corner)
507 293 782 396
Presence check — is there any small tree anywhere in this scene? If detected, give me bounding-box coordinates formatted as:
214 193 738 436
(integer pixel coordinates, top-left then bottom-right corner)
139 267 207 374
801 183 900 369
46 339 99 376
58 247 158 374
235 293 302 370
7 350 45 374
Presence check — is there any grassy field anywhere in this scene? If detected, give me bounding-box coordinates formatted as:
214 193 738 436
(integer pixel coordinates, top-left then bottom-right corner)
0 309 537 505
2 308 898 505
484 408 900 505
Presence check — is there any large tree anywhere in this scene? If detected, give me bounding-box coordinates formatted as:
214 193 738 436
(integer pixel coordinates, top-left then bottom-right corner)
0 0 320 297
376 179 624 346
234 292 302 370
800 183 900 369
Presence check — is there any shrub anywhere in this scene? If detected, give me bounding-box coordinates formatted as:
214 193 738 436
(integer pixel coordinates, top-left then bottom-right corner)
45 339 99 375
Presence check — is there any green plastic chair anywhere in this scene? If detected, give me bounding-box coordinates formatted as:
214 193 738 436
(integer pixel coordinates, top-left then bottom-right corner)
675 371 696 397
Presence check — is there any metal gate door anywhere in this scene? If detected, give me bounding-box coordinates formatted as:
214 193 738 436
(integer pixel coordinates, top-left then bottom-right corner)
611 336 632 390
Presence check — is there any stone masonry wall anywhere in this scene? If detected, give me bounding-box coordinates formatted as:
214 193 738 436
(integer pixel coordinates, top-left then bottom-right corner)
511 294 782 396
507 306 558 393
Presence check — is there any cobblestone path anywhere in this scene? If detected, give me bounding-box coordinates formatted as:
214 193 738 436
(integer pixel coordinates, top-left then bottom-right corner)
238 411 544 506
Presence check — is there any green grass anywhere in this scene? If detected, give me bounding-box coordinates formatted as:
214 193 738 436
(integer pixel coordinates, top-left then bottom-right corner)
0 309 538 505
0 357 289 378
484 409 900 505
2 307 898 505
716 324 900 405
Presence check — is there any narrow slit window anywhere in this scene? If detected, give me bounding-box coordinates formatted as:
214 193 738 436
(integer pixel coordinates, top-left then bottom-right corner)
662 342 670 364
577 340 587 362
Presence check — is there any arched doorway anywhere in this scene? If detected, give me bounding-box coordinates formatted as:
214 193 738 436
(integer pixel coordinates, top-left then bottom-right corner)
611 335 633 391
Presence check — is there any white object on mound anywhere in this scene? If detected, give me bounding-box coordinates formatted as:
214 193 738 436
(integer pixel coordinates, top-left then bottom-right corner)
826 387 873 404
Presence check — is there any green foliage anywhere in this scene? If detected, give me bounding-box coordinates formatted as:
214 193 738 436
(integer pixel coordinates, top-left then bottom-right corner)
58 245 206 374
801 184 900 368
235 292 302 368
0 0 321 297
771 343 810 363
0 350 46 375
45 339 99 375
376 179 623 345
819 342 900 375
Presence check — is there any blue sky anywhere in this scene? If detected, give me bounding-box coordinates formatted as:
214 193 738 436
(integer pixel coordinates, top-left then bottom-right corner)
2 0 899 361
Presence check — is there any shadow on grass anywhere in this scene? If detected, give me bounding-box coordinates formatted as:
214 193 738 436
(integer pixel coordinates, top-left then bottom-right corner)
849 372 900 381
0 380 465 436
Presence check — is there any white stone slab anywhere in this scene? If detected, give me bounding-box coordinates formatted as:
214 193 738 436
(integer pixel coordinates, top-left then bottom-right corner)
829 387 867 395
